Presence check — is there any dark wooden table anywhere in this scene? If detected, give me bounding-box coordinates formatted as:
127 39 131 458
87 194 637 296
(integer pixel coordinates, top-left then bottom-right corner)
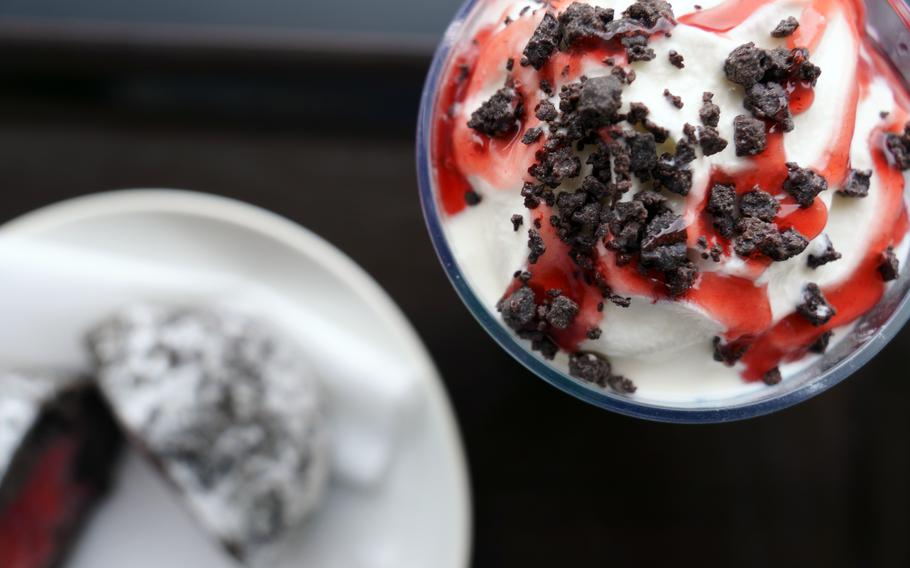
1 36 908 568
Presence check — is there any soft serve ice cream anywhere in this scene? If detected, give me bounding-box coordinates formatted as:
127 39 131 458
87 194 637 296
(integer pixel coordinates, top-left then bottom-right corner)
430 0 910 402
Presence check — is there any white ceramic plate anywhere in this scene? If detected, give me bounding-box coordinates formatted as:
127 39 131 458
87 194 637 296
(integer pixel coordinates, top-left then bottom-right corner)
1 190 471 568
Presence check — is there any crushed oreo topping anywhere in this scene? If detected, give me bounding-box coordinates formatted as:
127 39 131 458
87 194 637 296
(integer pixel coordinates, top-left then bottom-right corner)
522 126 544 144
734 218 809 261
468 85 524 138
744 82 794 132
838 169 872 198
809 330 834 354
465 190 483 206
511 214 524 231
653 152 693 195
879 246 900 281
797 283 836 326
807 235 842 269
884 123 910 170
698 126 728 156
733 115 767 156
535 100 559 122
706 183 737 238
699 92 721 127
669 49 685 68
528 228 547 263
762 367 783 386
713 336 750 366
739 188 780 222
568 352 637 393
663 88 683 109
724 43 822 88
622 34 656 62
783 162 828 208
546 295 580 329
522 12 560 70
771 16 800 38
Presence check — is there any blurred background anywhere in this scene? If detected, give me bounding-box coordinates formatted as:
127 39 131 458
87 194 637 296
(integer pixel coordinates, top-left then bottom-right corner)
1 1 909 566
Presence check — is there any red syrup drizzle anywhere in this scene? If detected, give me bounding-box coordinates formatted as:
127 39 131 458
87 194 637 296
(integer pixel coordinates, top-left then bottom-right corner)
0 436 90 568
431 0 910 379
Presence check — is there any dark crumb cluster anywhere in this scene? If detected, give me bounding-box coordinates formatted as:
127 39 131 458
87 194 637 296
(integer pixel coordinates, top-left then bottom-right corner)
783 162 828 208
807 235 842 269
663 88 683 109
668 49 684 69
809 330 834 354
713 336 750 366
569 352 636 393
879 246 901 281
884 122 910 170
699 92 721 127
838 168 872 198
521 0 675 71
771 17 800 38
724 42 820 135
733 115 767 156
762 367 783 386
705 183 809 262
467 85 524 138
797 283 836 326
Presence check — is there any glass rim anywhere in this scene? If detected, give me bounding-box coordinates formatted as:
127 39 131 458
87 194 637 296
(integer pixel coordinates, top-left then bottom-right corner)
416 0 910 423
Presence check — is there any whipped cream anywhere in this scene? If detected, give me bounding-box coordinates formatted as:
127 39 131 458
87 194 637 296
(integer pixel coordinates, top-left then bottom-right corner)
432 0 910 403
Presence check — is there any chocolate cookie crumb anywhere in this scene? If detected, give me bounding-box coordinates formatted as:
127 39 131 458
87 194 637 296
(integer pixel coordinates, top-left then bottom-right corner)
809 330 834 354
545 295 579 329
797 283 836 326
558 2 616 51
498 286 537 329
669 50 685 68
506 57 515 71
700 92 721 127
663 88 683 109
521 12 560 69
879 246 900 281
762 367 783 386
522 126 544 145
528 228 547 264
707 183 738 238
885 123 910 170
839 169 872 198
568 352 637 393
468 86 524 138
783 162 828 208
465 190 483 206
586 327 603 340
807 236 842 269
713 336 750 366
535 100 558 122
744 82 794 132
771 16 800 38
578 76 624 127
740 188 780 222
540 79 555 96
724 43 769 87
653 153 693 195
733 115 767 156
698 126 729 156
511 214 524 232
622 34 656 62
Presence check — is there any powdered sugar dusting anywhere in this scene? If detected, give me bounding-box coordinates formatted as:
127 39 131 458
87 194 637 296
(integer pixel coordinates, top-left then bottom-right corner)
88 305 330 564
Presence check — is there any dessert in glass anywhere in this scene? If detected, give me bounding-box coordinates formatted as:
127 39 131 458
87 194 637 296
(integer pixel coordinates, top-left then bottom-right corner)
418 0 910 421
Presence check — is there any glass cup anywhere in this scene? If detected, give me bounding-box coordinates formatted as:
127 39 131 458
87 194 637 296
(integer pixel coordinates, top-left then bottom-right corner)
417 0 910 422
